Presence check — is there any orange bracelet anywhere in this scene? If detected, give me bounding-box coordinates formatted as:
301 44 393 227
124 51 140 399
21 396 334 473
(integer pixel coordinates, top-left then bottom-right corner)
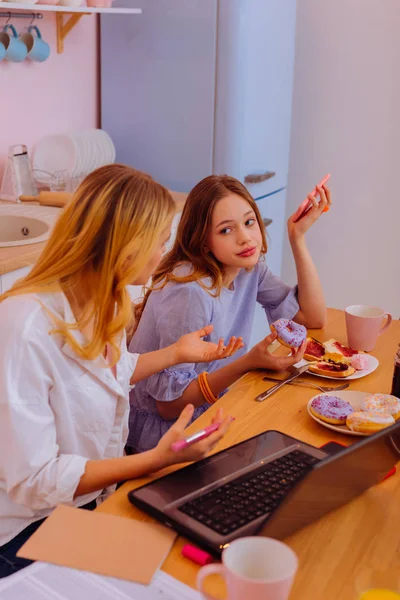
197 372 207 401
198 372 218 405
198 372 213 404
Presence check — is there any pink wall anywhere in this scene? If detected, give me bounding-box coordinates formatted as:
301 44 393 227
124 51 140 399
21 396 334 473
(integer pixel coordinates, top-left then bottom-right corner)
0 12 98 178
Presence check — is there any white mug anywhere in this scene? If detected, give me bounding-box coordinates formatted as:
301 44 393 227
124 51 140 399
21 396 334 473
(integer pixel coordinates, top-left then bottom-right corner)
196 537 298 600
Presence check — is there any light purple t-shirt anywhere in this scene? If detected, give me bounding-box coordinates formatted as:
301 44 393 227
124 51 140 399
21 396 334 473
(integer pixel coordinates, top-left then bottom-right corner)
128 261 299 452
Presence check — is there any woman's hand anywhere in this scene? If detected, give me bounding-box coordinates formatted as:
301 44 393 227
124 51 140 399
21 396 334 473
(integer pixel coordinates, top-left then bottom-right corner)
287 185 332 243
153 405 231 469
131 326 243 385
173 324 244 364
243 331 306 371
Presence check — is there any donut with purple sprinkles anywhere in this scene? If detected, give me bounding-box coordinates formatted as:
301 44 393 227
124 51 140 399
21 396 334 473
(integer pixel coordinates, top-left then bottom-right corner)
310 394 354 425
271 318 307 349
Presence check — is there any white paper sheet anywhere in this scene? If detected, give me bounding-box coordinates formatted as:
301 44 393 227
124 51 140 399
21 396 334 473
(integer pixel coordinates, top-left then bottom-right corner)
0 563 201 600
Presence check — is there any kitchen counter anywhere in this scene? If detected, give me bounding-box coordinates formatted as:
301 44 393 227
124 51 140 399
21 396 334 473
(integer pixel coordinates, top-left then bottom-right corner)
0 203 61 276
0 240 50 276
0 191 188 276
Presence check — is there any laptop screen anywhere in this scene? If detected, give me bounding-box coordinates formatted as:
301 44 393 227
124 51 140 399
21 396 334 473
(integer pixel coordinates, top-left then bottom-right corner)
261 420 400 540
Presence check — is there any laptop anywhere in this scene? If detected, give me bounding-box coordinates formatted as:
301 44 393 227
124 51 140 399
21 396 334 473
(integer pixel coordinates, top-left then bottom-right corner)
128 421 400 555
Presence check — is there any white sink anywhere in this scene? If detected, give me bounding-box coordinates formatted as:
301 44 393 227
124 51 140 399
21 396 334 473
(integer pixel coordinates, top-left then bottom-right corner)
0 214 50 248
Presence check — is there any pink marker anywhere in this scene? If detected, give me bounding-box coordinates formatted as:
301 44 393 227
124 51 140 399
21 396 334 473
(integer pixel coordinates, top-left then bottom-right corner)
171 422 222 452
171 417 235 452
293 173 331 222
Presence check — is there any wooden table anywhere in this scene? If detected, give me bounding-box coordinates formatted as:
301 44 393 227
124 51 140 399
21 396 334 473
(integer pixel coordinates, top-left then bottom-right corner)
98 309 400 599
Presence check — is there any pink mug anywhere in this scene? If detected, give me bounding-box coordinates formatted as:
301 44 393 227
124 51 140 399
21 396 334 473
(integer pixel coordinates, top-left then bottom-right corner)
196 537 298 600
345 305 392 352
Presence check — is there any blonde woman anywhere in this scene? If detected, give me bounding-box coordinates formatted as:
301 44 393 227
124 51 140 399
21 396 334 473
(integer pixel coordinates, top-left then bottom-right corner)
0 165 239 578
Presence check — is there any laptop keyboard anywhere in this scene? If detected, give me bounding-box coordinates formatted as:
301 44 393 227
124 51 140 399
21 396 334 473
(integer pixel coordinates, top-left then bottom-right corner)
179 450 319 535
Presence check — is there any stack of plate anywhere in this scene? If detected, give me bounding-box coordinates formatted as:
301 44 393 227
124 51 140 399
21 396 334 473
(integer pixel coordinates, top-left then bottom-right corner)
33 129 116 190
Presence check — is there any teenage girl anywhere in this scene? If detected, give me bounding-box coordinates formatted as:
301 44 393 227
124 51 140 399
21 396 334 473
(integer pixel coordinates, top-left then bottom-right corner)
127 174 330 453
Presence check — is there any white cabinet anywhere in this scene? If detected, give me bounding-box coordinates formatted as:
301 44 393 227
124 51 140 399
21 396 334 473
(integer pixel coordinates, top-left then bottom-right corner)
0 266 32 294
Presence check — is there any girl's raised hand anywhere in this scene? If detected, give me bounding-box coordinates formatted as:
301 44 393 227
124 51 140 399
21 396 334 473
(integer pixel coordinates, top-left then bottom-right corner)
287 185 332 241
173 325 244 364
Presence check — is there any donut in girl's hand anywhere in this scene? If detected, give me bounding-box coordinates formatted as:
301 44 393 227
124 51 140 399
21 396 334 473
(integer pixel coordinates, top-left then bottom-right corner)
271 318 307 349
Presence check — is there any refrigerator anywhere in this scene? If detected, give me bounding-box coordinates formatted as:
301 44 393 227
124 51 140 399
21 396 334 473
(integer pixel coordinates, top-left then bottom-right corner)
101 0 297 345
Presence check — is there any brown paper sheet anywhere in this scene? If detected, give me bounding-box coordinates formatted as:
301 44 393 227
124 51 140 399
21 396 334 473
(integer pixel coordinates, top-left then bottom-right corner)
17 505 177 584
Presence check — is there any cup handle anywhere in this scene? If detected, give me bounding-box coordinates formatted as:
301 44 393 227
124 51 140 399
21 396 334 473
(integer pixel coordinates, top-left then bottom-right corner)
196 564 226 600
4 24 18 38
378 313 392 336
28 25 41 39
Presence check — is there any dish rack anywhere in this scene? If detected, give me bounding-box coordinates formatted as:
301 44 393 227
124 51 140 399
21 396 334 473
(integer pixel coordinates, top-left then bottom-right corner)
32 129 116 193
32 169 86 193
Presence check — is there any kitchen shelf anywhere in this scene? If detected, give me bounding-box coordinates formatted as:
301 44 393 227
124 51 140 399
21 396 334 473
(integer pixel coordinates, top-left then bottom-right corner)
0 3 142 53
0 3 141 15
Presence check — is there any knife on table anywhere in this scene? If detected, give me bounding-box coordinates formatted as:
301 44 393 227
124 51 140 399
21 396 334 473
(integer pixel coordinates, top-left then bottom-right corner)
255 364 311 402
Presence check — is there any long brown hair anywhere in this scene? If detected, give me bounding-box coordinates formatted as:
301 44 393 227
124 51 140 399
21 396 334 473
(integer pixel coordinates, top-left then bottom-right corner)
135 174 267 324
0 164 175 363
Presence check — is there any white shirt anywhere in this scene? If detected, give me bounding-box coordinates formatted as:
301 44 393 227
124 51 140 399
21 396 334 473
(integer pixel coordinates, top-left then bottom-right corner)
0 292 138 547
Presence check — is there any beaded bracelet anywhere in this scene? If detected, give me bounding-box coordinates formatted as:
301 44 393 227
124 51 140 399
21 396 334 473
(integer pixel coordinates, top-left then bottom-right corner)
198 371 218 405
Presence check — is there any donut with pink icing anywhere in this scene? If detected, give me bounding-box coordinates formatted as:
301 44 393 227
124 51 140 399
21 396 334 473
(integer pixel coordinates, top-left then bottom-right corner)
271 318 307 349
310 394 354 425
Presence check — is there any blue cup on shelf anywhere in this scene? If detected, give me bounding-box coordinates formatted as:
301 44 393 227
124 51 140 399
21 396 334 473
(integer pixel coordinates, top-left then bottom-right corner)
0 24 28 62
20 26 50 63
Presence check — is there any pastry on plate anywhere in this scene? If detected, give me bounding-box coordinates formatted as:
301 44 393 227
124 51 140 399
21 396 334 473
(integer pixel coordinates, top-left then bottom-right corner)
361 393 400 420
308 360 356 378
310 394 354 425
304 337 325 362
350 353 369 370
346 411 395 434
323 338 360 364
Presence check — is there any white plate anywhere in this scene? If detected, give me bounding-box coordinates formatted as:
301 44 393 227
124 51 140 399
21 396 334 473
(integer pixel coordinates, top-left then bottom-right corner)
296 355 379 380
307 390 372 437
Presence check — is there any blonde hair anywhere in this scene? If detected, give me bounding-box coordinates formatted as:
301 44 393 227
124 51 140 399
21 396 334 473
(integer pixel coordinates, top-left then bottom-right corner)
135 174 267 324
0 164 175 363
